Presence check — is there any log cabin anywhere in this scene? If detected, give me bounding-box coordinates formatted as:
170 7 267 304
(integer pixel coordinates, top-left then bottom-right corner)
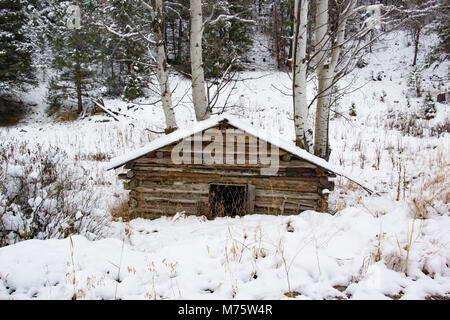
106 115 373 220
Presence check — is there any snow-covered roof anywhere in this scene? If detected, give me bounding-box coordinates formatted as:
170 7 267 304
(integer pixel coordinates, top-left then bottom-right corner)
105 114 375 194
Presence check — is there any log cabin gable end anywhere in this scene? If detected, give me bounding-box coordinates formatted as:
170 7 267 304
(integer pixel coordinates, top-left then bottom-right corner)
124 122 330 175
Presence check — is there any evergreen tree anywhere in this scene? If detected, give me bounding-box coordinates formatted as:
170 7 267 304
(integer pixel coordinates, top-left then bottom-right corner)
46 0 102 114
408 66 423 98
165 0 190 67
99 0 150 98
202 0 255 77
0 0 36 95
27 0 54 82
428 0 450 63
423 92 436 120
123 66 146 101
164 0 255 78
247 0 294 70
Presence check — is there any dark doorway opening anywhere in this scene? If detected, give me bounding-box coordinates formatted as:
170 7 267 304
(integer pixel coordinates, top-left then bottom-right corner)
209 184 247 217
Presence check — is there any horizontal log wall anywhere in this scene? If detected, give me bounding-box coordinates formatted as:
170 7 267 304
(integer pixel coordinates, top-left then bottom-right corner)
117 125 334 220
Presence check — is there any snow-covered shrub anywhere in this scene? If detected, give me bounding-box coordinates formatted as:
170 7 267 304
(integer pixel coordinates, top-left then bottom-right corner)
422 92 437 120
385 106 449 138
0 140 108 247
407 67 423 98
380 90 387 103
356 58 368 69
376 71 384 81
349 102 357 117
123 70 146 101
110 199 130 222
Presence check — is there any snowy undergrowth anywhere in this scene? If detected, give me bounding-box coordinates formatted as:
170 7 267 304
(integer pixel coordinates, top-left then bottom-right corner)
0 210 448 299
0 31 448 299
0 140 109 246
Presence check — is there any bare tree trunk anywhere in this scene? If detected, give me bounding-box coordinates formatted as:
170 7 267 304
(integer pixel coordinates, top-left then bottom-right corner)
273 0 282 69
171 20 176 62
287 0 295 68
177 19 183 64
74 30 83 114
412 28 420 66
190 0 210 121
75 63 83 114
154 0 178 133
313 0 330 159
292 0 312 151
313 0 356 160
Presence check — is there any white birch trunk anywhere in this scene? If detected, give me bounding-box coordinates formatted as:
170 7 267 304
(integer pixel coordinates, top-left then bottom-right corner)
313 0 331 159
314 68 333 160
154 0 177 132
292 0 312 151
190 0 210 121
314 0 357 160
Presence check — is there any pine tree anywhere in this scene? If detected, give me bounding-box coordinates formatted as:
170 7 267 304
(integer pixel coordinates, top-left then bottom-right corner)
274 0 293 70
408 66 423 98
27 0 54 82
428 0 450 63
163 0 255 78
423 92 436 120
46 0 102 114
0 0 36 95
202 0 255 77
349 102 357 117
123 66 146 101
99 0 150 98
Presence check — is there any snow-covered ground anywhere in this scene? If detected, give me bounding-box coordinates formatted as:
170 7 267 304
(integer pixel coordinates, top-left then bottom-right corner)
0 32 448 300
0 209 449 300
